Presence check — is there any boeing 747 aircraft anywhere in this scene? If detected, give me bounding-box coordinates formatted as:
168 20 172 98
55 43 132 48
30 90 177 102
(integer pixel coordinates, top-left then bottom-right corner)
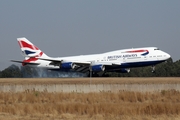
11 38 171 75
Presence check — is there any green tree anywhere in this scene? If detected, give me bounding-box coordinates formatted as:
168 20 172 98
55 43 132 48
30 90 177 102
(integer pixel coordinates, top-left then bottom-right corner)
0 64 22 78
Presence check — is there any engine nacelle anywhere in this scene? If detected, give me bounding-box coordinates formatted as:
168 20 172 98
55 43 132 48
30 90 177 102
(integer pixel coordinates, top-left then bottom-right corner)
91 65 105 72
114 68 130 73
120 68 130 73
60 62 76 69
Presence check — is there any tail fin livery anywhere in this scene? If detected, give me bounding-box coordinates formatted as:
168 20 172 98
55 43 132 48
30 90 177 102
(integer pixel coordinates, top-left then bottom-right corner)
17 37 48 58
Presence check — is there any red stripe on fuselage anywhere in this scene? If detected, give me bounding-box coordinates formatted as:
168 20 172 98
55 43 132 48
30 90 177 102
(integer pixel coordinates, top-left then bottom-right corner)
126 50 148 53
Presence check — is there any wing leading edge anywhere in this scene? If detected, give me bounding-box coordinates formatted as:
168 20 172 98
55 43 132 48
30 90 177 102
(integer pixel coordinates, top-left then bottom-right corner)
38 57 122 73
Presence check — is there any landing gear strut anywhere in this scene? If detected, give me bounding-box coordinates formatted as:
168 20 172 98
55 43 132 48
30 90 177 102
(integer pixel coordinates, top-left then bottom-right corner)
151 65 155 73
88 71 99 77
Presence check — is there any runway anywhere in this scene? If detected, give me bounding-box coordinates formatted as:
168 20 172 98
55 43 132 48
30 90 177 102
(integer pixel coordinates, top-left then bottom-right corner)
0 77 180 84
0 77 180 93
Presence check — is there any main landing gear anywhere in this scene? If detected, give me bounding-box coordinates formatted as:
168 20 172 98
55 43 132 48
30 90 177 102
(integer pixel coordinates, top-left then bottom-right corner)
88 71 99 77
151 65 155 73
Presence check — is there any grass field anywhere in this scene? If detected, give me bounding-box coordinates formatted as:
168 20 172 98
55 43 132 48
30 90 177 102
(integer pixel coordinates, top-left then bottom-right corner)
0 77 180 120
0 90 180 120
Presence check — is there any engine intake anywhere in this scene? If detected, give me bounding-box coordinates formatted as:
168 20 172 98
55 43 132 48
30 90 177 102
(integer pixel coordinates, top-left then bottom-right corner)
113 68 130 73
119 68 130 73
91 65 105 72
60 62 76 69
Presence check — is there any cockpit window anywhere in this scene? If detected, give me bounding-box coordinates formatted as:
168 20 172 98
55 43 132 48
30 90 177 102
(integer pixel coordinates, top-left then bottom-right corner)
154 48 160 50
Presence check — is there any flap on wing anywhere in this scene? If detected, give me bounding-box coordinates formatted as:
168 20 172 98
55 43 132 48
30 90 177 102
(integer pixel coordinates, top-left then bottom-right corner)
91 62 121 66
67 60 91 65
91 62 112 66
38 57 91 66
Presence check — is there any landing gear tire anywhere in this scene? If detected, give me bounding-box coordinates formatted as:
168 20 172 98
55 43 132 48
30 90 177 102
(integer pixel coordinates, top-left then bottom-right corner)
87 71 99 77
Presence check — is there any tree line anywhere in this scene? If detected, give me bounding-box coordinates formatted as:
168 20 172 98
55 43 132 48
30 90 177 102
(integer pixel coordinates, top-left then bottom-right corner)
106 58 180 77
0 58 180 78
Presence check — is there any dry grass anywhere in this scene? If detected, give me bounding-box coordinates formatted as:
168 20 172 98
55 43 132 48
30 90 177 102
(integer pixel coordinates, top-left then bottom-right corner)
0 77 180 119
0 77 180 85
0 90 180 119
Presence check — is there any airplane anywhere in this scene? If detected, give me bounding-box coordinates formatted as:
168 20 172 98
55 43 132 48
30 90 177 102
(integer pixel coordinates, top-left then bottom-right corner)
11 37 171 76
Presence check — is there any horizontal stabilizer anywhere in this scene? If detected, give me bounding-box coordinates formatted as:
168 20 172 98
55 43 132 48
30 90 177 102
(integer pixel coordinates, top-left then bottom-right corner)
11 60 40 65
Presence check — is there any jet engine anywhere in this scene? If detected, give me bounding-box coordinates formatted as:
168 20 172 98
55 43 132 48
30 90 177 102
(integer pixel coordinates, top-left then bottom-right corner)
113 68 130 73
119 68 130 73
91 65 105 72
60 62 76 69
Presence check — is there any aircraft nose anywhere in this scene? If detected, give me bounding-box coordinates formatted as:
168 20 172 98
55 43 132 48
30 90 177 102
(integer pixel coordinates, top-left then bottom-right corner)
166 53 171 59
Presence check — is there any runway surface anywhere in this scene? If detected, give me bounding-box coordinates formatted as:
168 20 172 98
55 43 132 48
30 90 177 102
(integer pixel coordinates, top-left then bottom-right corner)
0 77 180 93
0 77 180 85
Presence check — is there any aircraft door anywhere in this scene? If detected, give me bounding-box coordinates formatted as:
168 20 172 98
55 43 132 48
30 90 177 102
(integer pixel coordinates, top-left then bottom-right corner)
123 57 126 62
96 57 101 62
103 57 106 61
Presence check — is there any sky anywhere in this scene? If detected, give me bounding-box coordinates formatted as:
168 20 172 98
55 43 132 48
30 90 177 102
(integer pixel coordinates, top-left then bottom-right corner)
0 0 180 70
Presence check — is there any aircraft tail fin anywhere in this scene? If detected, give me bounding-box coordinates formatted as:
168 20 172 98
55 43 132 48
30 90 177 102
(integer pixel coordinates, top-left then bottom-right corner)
17 37 49 58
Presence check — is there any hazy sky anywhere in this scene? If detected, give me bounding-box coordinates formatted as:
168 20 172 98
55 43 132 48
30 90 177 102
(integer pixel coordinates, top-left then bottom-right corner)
0 1 180 70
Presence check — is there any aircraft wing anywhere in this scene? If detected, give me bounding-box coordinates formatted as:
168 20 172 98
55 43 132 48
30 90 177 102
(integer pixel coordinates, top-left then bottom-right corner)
38 57 121 73
38 58 120 66
38 57 91 73
11 60 40 65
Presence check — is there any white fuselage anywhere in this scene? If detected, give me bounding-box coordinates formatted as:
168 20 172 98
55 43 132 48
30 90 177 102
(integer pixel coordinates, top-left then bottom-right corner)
14 37 171 74
36 47 170 70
